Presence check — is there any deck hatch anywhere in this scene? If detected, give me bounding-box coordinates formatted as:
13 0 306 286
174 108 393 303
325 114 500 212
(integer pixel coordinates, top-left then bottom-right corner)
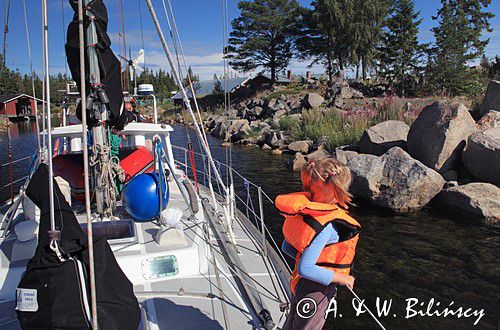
141 255 179 280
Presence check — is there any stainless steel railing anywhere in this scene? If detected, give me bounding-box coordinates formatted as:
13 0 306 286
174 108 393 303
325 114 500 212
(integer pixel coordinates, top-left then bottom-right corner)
171 145 291 273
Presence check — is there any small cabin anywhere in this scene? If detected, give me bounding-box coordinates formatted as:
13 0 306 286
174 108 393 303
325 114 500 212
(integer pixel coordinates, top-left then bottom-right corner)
0 94 41 119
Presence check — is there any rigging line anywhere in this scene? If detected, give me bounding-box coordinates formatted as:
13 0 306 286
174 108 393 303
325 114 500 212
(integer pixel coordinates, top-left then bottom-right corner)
161 0 183 81
137 0 145 66
119 0 128 91
22 0 41 151
145 0 230 202
40 0 47 151
204 223 231 330
178 211 283 303
42 0 56 234
164 0 210 150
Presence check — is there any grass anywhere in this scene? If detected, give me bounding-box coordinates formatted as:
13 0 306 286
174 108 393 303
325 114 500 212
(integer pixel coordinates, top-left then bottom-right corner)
263 82 316 102
280 96 431 151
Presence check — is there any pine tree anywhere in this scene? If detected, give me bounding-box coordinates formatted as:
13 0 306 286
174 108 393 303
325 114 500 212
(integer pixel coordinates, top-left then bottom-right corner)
429 0 494 97
228 0 301 82
310 0 356 80
379 0 424 96
295 6 338 85
212 74 224 96
351 0 389 79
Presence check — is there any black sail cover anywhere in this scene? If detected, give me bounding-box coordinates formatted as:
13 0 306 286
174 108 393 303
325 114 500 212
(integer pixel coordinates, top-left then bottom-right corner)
65 0 130 129
16 164 140 329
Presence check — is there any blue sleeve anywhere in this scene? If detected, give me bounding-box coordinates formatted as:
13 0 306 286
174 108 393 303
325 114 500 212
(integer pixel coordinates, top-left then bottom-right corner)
281 240 298 259
297 224 339 286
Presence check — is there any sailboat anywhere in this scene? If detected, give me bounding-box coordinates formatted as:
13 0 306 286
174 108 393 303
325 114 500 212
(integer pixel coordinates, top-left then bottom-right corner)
0 0 291 329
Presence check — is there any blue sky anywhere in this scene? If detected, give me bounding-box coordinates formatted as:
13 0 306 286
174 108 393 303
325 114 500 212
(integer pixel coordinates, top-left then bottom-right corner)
1 0 498 81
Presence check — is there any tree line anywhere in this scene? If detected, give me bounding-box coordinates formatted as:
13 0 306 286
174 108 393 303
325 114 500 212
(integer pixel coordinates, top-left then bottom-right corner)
0 56 180 103
228 0 497 97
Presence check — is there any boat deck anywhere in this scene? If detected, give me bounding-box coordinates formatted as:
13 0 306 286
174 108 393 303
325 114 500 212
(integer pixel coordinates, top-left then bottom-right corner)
0 175 290 329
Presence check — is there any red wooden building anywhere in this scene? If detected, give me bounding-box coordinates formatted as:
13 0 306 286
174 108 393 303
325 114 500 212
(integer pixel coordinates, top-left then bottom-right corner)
0 94 41 119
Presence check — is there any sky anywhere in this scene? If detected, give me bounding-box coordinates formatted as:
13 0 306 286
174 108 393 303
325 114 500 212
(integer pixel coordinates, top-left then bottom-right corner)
1 0 498 81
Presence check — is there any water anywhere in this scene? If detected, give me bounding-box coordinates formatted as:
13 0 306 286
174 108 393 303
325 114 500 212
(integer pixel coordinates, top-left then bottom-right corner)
2 122 499 329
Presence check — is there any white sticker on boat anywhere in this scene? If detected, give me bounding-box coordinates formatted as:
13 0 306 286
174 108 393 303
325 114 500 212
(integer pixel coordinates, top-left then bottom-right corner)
15 288 38 312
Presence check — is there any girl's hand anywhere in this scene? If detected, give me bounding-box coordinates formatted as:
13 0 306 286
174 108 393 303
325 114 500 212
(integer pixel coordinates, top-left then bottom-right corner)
332 273 355 289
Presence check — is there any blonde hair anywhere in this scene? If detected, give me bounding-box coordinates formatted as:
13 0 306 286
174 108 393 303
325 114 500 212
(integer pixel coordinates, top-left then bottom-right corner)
301 158 353 208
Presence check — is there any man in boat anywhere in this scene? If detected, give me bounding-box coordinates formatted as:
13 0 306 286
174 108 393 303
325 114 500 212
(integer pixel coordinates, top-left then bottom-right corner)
276 158 360 329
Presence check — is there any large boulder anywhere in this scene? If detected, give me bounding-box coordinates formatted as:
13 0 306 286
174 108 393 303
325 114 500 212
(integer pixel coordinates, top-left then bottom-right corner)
358 120 410 156
407 101 477 173
244 106 265 120
288 140 313 154
303 93 324 109
477 110 500 130
479 80 500 117
462 128 500 185
230 121 252 142
333 147 359 165
347 147 445 213
211 117 231 138
434 183 500 225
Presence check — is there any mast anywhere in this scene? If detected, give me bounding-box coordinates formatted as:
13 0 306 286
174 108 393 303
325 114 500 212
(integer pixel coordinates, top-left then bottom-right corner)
83 0 114 217
78 1 98 328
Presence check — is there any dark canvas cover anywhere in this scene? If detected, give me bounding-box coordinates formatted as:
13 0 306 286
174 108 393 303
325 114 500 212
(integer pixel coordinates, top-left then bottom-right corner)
65 0 129 130
16 164 140 329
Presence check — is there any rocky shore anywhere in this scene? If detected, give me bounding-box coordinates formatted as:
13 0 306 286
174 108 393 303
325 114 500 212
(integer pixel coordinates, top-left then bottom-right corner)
195 80 499 224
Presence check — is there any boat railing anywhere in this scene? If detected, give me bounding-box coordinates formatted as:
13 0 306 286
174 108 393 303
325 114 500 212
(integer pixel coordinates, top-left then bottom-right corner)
0 155 33 205
171 145 291 273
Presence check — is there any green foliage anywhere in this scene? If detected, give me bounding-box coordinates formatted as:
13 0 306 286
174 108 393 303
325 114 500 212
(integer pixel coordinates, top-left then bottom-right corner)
228 0 301 82
427 0 494 97
379 0 425 96
212 74 224 96
282 98 425 150
296 0 388 81
137 68 177 101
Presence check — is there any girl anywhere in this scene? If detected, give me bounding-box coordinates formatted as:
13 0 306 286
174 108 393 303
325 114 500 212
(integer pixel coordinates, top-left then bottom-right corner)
275 158 361 330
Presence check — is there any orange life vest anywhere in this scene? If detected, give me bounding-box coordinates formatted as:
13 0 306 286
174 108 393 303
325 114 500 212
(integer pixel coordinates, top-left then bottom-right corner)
275 192 361 294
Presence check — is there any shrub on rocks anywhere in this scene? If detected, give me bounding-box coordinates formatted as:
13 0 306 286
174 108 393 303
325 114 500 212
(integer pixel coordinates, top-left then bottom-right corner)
462 128 500 186
407 101 477 173
434 183 500 225
358 120 410 156
347 147 445 213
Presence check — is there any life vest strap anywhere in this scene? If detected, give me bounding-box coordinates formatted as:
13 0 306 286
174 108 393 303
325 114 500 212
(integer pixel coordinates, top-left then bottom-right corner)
316 262 352 269
303 214 325 233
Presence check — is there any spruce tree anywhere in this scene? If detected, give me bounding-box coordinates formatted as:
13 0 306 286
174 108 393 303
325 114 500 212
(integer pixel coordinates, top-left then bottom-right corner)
429 0 494 97
228 0 300 82
379 0 424 96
